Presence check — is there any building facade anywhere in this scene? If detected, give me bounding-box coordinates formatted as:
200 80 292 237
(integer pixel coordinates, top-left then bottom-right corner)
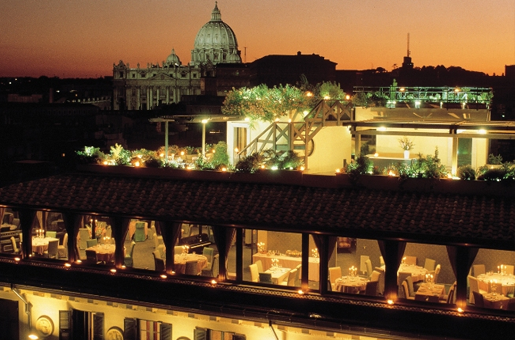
112 3 242 111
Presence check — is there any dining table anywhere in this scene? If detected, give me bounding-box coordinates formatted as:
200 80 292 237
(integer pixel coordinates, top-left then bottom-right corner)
482 292 510 309
415 283 445 302
87 244 117 263
334 276 368 294
477 273 515 297
174 253 207 274
265 267 291 284
252 253 320 281
397 263 428 283
32 237 59 255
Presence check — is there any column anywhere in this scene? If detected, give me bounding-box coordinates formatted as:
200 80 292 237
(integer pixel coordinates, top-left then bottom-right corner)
156 87 160 107
166 87 170 104
136 87 141 110
126 87 131 110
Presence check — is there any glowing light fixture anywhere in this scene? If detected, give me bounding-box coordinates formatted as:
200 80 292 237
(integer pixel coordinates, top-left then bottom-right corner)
28 334 39 339
478 129 486 134
64 263 71 268
387 299 394 305
323 95 330 100
377 126 387 131
160 274 167 279
110 268 117 273
297 289 304 295
211 279 217 285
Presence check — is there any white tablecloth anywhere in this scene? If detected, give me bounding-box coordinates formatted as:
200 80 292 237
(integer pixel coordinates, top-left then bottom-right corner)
483 292 510 309
415 283 445 301
265 267 291 284
174 254 207 274
32 237 59 255
253 253 320 281
398 263 428 282
334 276 368 294
477 273 515 296
86 244 117 263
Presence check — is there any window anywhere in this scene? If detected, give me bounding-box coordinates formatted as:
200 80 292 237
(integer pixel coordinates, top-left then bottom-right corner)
244 230 302 287
124 318 172 340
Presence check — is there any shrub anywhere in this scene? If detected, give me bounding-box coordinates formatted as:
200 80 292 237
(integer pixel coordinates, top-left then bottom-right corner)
235 152 263 173
457 165 476 180
487 153 503 165
211 142 230 168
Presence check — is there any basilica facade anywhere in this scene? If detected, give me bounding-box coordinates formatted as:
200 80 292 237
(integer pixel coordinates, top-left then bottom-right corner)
112 3 242 110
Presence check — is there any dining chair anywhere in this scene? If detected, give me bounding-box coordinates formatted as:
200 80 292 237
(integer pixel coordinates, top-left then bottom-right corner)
174 245 184 255
406 276 415 298
185 260 199 275
259 272 273 284
134 222 146 242
254 259 264 273
328 267 342 290
202 247 214 267
249 263 259 282
505 265 514 275
281 268 297 286
468 276 486 304
86 239 98 248
44 239 59 259
10 236 20 254
153 251 165 272
365 281 379 296
404 256 417 266
472 264 486 277
472 291 485 308
85 249 98 264
58 233 68 258
375 267 385 295
432 264 441 284
156 244 166 260
424 258 436 271
181 223 191 237
398 271 411 286
379 255 385 267
401 280 414 300
295 265 302 286
201 254 219 277
365 259 373 278
46 231 57 239
124 241 136 267
370 270 381 282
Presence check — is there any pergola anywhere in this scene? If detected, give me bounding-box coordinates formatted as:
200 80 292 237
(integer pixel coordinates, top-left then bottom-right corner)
352 120 515 175
149 114 242 160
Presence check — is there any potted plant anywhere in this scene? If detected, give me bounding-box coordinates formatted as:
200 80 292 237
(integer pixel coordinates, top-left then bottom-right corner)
399 136 415 159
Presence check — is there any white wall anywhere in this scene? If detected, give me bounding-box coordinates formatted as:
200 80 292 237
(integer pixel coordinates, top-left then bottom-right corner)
306 126 352 174
0 286 376 340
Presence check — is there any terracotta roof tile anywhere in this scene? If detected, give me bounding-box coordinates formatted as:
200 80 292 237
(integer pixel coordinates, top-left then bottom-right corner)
1 173 515 248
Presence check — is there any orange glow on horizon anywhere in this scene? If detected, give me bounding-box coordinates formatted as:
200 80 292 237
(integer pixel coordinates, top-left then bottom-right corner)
0 1 512 78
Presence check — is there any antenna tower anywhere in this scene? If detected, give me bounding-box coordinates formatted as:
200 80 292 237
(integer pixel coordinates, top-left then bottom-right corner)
407 33 410 57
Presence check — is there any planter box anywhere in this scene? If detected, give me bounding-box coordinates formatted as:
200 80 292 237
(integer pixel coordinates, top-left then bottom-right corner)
335 173 515 197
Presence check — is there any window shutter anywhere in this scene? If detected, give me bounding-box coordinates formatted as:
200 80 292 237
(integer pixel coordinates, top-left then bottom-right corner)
194 327 209 340
59 310 71 340
124 318 137 340
160 323 172 340
93 313 104 340
233 334 246 340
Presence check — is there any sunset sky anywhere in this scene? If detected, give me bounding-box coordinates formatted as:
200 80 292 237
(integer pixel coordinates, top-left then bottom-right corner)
1 0 514 78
